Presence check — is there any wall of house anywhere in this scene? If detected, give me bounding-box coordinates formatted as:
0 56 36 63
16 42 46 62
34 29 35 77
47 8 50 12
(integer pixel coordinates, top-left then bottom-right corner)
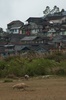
61 17 66 22
11 29 19 34
31 29 39 35
63 31 66 35
29 22 43 35
64 31 66 35
49 19 62 24
59 31 66 35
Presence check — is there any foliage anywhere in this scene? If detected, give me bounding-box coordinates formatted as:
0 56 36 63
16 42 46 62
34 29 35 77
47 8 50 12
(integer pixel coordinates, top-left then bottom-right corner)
45 52 66 62
0 53 66 78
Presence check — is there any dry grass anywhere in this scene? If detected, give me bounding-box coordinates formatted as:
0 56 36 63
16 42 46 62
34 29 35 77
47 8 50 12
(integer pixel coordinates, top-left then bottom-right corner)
0 76 66 100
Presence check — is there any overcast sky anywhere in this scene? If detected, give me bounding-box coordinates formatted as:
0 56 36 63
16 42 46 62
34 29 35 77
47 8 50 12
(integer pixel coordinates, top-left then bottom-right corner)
0 0 66 31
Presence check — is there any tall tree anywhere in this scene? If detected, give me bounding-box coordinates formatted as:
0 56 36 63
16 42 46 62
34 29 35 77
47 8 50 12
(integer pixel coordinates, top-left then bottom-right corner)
43 6 50 16
53 5 60 12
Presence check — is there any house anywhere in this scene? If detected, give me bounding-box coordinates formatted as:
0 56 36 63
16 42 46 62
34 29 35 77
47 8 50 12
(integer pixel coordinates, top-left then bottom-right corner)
43 10 66 36
21 35 45 44
0 33 53 57
0 44 15 57
20 35 50 53
61 16 66 35
48 35 66 53
7 20 24 34
1 8 66 57
24 17 43 35
23 24 31 35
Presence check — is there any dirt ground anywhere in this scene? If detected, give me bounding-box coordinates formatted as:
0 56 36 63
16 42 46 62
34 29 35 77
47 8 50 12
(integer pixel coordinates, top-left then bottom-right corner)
0 76 66 100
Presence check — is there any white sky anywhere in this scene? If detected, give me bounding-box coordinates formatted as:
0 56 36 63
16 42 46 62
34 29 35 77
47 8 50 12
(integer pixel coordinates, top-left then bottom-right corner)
0 0 66 31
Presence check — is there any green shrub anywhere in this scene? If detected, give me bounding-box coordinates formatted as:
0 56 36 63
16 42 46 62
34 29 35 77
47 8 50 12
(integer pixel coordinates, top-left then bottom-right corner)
0 54 66 77
0 60 6 70
56 69 66 76
22 58 57 76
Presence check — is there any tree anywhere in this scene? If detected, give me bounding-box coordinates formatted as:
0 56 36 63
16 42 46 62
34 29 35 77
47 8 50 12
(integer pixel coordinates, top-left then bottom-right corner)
0 28 3 33
43 6 60 16
50 6 60 14
53 5 60 12
43 6 50 16
61 9 65 12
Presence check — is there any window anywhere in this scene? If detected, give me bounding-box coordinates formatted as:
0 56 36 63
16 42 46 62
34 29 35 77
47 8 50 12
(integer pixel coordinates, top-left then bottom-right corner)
14 29 17 32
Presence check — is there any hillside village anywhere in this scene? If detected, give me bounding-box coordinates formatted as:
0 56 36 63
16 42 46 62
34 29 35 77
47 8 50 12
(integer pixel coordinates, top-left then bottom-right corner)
0 6 66 57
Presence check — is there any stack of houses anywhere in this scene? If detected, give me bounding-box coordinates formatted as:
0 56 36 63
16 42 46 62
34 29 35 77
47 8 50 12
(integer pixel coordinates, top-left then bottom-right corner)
0 7 66 57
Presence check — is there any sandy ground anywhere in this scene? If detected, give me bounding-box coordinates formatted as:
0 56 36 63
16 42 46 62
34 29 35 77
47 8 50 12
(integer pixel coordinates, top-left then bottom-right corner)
0 76 66 100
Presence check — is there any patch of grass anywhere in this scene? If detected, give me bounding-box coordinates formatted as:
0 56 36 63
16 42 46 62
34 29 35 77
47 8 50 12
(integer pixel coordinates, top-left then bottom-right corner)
3 79 13 83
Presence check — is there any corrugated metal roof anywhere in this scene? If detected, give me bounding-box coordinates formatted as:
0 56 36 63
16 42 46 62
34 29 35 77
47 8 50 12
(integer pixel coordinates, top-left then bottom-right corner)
4 45 14 47
52 35 66 43
10 26 21 29
21 36 37 41
15 45 30 51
